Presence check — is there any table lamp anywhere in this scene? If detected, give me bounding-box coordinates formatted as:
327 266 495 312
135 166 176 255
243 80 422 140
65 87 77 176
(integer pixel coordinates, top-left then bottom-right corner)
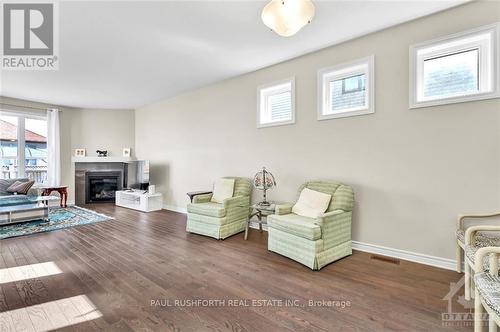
253 166 276 207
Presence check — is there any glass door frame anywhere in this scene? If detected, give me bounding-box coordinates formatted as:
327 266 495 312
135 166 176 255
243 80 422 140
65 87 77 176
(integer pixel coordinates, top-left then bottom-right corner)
0 110 47 180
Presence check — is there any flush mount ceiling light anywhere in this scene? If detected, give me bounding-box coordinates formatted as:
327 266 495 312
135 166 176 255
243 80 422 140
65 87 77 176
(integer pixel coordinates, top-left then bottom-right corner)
261 0 315 37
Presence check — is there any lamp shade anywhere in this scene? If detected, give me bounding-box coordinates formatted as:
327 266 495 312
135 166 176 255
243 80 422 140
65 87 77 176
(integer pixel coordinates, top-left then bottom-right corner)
261 0 315 37
253 167 276 190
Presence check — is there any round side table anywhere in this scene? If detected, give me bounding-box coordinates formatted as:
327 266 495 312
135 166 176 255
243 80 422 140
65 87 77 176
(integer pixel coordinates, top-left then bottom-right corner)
245 203 276 240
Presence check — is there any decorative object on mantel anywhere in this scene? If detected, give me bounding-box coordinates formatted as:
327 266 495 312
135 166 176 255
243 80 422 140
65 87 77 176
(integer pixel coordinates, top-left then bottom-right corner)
96 150 108 157
123 148 131 157
74 148 86 157
253 166 276 207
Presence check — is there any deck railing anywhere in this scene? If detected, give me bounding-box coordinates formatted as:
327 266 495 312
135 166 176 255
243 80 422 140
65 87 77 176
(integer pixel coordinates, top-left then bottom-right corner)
1 165 47 184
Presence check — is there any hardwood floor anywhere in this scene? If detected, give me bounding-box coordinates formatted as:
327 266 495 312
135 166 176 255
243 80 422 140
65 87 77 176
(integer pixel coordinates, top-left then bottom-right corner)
0 204 472 331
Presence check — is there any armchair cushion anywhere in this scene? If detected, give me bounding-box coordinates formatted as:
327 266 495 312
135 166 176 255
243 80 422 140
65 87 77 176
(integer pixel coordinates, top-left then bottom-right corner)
464 235 500 272
187 202 226 218
457 229 500 245
297 181 354 213
211 178 235 203
6 180 34 195
292 188 331 218
267 213 321 241
474 272 500 317
0 178 35 196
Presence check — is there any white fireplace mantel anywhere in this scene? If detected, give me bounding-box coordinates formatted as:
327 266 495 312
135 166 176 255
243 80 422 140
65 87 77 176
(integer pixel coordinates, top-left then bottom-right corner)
72 156 135 163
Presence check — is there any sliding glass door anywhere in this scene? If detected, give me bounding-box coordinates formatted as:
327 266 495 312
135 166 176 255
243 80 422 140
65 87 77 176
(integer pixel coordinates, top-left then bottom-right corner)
0 112 48 184
0 114 19 179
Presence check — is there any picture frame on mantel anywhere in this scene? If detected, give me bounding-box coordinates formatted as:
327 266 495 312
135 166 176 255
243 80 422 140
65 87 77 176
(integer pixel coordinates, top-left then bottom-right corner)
123 148 131 157
74 148 86 157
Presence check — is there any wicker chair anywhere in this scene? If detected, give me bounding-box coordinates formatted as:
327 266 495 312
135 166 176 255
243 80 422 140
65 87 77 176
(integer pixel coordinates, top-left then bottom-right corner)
457 213 500 273
464 226 500 301
473 247 500 332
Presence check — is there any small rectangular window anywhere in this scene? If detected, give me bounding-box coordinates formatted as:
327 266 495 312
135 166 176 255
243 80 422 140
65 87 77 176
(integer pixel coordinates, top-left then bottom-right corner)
318 56 375 120
268 91 292 121
423 49 479 99
410 23 500 108
257 78 295 128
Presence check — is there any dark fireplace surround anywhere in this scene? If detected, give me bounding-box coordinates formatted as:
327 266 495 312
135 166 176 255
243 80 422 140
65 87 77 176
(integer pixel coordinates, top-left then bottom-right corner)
75 162 126 205
85 171 122 203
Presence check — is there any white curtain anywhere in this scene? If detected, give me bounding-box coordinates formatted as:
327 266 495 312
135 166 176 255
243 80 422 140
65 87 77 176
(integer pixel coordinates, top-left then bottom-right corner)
47 109 61 186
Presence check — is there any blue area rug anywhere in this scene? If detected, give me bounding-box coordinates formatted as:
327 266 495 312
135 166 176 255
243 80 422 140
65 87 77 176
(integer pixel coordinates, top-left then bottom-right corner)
0 206 113 240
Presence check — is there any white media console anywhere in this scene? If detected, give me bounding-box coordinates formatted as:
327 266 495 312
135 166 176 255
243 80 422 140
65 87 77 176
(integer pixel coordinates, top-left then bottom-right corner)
115 190 162 212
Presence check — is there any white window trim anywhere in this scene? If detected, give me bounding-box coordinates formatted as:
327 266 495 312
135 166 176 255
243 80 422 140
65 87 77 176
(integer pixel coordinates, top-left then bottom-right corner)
257 77 296 128
409 22 500 109
0 110 47 182
317 55 375 121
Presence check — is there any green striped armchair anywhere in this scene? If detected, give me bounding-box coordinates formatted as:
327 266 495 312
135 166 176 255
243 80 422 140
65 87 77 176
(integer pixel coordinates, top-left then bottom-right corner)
186 177 251 239
267 181 354 270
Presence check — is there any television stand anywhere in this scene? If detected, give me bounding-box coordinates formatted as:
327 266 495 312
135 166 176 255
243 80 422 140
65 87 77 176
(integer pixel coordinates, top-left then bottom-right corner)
115 190 162 212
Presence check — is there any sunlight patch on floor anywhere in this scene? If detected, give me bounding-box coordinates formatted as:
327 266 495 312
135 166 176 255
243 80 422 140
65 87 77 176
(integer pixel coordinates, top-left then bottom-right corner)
0 295 102 332
0 261 63 284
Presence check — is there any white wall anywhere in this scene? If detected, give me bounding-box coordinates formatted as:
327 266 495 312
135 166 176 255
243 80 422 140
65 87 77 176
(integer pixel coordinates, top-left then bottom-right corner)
0 96 135 201
135 1 500 260
66 108 135 159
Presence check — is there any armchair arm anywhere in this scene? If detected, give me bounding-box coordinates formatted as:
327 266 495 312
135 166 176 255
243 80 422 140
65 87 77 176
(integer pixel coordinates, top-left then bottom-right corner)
457 212 500 230
474 246 500 274
275 203 294 215
315 210 351 249
223 196 250 209
315 210 345 227
465 225 500 245
192 193 213 204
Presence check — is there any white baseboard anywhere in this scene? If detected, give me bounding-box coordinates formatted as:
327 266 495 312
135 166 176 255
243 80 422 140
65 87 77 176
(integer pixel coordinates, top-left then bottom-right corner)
351 241 456 271
160 205 456 271
163 204 187 214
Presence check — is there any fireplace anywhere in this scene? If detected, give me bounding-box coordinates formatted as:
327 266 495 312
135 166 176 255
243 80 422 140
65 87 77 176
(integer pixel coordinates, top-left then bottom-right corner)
85 171 122 203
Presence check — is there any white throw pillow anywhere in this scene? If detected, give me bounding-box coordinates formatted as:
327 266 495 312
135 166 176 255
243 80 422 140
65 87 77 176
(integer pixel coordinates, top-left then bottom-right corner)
292 187 332 218
211 178 235 203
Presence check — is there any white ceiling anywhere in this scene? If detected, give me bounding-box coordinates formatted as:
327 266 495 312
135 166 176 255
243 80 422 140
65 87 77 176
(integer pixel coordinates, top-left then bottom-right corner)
0 0 467 109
